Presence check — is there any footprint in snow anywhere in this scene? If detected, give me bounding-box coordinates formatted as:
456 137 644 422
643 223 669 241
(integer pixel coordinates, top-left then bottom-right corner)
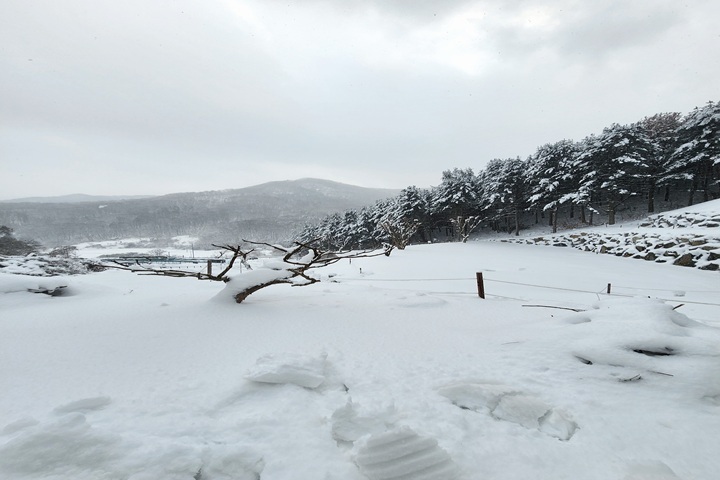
242 353 462 479
624 461 681 480
437 382 578 441
244 352 329 389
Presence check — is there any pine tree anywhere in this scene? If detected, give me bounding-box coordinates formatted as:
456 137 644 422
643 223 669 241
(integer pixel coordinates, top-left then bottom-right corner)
575 123 652 224
430 168 482 241
641 112 682 212
526 140 579 232
666 101 720 205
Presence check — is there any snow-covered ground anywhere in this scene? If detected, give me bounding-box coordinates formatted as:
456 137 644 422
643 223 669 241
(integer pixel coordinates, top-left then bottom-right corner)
1 211 720 479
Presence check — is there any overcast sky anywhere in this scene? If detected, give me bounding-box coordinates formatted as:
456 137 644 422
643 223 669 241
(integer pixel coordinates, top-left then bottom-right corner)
1 0 719 199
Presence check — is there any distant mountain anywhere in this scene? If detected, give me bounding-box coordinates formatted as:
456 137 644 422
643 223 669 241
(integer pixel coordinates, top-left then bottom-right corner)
0 179 399 247
2 194 155 203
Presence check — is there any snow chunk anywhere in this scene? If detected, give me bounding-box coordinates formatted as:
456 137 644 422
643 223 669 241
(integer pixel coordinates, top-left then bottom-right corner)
437 382 523 412
438 382 578 440
244 353 328 389
492 394 551 429
353 426 459 480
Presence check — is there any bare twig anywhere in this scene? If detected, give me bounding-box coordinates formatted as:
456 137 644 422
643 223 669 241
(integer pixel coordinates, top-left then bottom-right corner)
521 304 585 312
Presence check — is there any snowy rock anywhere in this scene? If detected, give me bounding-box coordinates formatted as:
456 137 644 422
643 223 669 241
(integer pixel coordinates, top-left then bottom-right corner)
244 353 328 389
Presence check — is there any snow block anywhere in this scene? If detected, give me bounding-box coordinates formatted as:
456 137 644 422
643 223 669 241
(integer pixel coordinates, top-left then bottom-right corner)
244 353 328 389
353 426 459 480
436 382 523 412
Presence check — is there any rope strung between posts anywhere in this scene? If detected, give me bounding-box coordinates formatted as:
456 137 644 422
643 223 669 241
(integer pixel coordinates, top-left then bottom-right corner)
336 276 720 306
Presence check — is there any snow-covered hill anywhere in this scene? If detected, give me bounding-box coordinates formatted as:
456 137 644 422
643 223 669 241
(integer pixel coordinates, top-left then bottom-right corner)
1 231 719 479
502 199 720 271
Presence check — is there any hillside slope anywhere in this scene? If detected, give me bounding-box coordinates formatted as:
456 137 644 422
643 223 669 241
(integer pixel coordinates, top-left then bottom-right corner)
502 199 720 271
0 179 398 247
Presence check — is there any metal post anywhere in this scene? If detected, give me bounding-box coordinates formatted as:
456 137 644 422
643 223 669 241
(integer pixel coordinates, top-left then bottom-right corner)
607 283 611 295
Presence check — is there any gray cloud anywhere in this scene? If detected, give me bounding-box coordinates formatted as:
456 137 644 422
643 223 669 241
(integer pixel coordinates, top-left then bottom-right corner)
1 0 719 199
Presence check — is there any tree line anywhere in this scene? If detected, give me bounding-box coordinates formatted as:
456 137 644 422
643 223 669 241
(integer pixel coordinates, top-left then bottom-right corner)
298 101 720 250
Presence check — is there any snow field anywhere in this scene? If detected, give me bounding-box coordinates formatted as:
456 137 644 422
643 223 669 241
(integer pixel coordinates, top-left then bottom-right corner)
1 241 719 479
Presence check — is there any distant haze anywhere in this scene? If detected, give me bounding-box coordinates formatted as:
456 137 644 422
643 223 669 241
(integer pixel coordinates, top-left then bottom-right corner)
1 1 719 199
0 178 399 246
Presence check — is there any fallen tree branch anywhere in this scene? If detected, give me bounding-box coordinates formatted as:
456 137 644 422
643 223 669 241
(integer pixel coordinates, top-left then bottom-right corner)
104 240 391 304
521 304 585 312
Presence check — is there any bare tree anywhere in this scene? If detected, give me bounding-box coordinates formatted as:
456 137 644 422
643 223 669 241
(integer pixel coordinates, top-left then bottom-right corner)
380 218 419 250
105 240 391 303
449 215 482 243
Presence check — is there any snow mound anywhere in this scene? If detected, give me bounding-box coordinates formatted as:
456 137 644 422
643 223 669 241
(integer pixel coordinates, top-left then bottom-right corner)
570 299 720 377
0 272 71 295
53 396 112 414
244 353 328 389
0 413 123 478
0 255 104 276
353 426 459 480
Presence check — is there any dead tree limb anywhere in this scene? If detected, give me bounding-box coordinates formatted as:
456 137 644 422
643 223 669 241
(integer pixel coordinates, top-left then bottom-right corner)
104 240 391 304
521 304 585 312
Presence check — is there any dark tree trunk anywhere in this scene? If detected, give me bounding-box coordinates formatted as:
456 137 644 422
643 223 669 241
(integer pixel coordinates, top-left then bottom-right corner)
647 178 656 213
688 179 697 206
608 205 616 225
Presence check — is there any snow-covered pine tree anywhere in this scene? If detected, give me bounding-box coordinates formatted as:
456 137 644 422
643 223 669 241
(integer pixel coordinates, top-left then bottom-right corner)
640 112 682 212
480 158 527 235
430 168 482 241
575 123 652 224
666 101 720 205
526 140 579 233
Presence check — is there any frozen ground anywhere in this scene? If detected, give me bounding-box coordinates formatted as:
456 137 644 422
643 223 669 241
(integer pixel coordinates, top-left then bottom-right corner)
1 209 720 479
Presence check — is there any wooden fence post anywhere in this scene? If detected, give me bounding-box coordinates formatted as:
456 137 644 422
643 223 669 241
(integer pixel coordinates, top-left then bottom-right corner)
476 272 485 299
207 260 213 277
606 283 612 295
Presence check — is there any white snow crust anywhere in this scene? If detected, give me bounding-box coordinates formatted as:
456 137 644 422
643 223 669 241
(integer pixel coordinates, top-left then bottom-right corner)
1 217 720 479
